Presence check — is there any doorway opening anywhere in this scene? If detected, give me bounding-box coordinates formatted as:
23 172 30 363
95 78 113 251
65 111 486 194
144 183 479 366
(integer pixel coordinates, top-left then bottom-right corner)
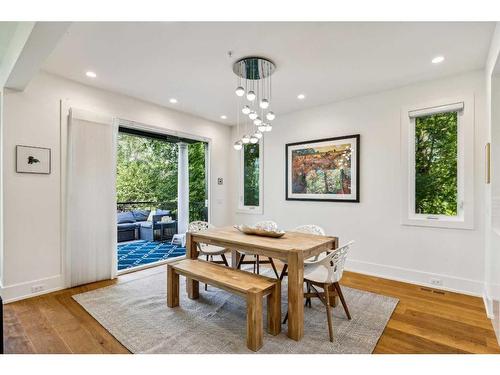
116 126 208 273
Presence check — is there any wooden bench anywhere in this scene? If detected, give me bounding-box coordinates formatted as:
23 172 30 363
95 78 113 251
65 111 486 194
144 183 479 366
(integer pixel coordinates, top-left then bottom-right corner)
167 259 281 351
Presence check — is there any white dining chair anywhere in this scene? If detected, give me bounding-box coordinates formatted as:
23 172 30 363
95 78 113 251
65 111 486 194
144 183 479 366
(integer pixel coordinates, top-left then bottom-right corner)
188 221 231 290
236 220 279 278
279 224 326 280
283 241 354 342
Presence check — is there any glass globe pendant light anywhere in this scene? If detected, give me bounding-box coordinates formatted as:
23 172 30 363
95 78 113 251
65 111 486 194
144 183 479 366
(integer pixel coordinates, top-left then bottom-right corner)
233 140 243 150
246 90 256 101
235 86 245 97
233 57 276 149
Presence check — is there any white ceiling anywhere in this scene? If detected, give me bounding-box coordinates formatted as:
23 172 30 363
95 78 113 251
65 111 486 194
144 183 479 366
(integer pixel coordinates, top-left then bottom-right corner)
43 22 495 125
0 22 18 64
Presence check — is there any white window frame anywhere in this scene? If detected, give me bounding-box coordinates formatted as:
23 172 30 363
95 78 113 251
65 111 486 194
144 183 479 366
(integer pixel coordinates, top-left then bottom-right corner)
237 139 264 214
400 95 474 229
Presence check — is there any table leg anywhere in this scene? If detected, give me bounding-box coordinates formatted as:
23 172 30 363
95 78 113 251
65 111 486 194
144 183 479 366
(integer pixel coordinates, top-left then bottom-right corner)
329 238 339 306
186 232 199 299
287 251 304 341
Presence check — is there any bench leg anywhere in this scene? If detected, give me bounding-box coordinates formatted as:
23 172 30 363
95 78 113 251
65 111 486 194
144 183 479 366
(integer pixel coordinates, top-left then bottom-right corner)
186 233 199 299
167 265 179 307
267 282 281 336
246 290 264 352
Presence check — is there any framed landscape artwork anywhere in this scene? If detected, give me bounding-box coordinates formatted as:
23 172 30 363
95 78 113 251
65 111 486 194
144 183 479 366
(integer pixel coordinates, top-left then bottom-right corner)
16 145 51 174
286 134 360 202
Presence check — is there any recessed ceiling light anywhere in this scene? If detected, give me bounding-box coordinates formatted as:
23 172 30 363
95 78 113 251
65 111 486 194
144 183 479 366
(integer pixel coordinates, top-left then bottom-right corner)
220 115 227 120
432 56 445 64
169 98 178 104
297 94 306 100
85 71 97 78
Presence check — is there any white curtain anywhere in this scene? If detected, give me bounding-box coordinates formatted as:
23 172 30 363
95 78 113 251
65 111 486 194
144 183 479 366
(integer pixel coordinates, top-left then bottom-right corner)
66 108 118 287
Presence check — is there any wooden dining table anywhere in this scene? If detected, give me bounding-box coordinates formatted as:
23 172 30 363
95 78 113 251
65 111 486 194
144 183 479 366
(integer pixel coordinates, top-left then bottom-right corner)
184 226 338 341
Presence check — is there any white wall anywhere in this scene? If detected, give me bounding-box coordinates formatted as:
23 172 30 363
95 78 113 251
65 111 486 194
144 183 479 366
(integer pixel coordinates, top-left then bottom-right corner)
233 70 487 296
1 71 233 302
484 22 500 342
0 89 4 289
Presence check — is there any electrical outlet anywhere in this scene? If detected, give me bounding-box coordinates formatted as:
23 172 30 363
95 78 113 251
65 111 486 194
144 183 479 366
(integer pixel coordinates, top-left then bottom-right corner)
430 278 443 286
31 284 45 293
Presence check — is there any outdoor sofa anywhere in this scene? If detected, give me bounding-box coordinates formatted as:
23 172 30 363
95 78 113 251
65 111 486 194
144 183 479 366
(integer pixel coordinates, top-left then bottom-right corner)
117 209 176 242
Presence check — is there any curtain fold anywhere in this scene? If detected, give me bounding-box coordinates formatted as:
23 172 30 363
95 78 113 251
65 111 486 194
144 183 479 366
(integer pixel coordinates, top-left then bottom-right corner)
66 108 117 287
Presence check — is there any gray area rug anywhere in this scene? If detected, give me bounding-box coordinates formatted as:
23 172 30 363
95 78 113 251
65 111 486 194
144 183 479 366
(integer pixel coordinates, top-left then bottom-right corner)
73 267 398 353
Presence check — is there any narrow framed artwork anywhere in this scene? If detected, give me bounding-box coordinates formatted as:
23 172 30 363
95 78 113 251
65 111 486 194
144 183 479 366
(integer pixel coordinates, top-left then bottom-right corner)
285 134 360 202
16 145 51 174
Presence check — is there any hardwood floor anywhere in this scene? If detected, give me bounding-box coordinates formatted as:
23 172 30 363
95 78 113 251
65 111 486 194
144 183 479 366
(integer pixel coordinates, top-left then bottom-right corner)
341 272 500 354
3 265 500 354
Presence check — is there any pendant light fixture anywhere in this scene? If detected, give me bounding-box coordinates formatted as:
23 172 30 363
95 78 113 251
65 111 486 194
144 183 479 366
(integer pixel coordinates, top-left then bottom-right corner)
235 86 245 96
232 56 276 151
233 140 243 150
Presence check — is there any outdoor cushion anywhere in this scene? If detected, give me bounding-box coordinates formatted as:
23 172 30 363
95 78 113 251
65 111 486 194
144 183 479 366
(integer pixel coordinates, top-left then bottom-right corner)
156 209 171 216
139 221 153 228
117 211 136 224
117 222 137 231
132 209 150 222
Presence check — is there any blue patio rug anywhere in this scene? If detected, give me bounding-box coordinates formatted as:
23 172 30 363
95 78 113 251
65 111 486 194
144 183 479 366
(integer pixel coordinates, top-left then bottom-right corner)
117 240 186 271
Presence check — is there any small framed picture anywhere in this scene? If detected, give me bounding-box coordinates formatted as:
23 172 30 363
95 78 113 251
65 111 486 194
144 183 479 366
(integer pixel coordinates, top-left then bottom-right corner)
16 145 51 174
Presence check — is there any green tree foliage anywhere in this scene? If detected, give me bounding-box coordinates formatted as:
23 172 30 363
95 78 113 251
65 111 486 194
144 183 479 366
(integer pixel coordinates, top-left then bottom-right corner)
415 112 458 216
116 133 207 221
243 143 259 206
188 142 207 220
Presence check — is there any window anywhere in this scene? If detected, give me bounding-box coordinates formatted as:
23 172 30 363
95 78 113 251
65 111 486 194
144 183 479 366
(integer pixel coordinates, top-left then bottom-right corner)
401 98 474 229
415 111 458 216
238 141 263 213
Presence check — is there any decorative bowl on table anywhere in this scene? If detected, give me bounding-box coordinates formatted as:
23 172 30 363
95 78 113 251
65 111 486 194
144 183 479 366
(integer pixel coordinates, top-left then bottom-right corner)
234 224 286 238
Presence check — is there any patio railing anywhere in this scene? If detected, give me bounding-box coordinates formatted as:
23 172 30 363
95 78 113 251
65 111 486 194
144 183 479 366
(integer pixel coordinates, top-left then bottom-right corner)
117 200 208 222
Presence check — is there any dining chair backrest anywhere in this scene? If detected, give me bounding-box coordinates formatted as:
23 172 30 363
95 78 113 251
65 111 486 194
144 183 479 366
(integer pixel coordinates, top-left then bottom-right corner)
310 241 354 284
294 224 325 236
188 221 214 233
188 221 216 252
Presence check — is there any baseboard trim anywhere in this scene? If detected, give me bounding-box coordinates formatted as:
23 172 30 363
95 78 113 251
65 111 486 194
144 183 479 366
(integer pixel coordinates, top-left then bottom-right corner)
345 258 483 297
0 274 65 303
483 290 495 319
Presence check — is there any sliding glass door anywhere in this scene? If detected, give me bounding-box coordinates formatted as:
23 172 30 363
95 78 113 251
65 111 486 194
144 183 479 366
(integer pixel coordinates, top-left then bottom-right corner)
116 126 208 273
